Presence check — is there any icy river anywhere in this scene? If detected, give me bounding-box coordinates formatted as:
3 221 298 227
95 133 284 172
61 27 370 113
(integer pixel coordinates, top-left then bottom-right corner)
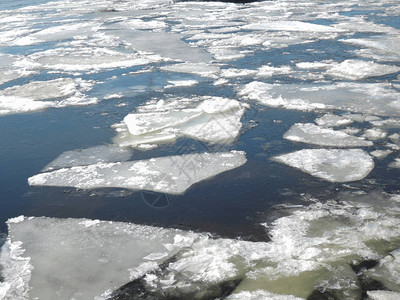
1 0 400 299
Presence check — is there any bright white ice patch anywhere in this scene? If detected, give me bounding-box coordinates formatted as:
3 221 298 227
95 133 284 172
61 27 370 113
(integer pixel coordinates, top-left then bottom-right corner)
28 151 247 194
273 149 374 182
0 78 96 115
114 97 248 148
283 123 373 147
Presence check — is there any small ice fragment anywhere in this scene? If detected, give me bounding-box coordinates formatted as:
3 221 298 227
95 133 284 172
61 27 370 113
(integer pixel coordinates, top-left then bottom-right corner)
362 128 387 141
273 149 374 182
370 150 392 159
315 114 353 127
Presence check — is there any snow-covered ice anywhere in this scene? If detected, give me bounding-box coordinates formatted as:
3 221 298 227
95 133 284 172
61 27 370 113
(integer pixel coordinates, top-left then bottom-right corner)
28 151 247 194
273 149 374 182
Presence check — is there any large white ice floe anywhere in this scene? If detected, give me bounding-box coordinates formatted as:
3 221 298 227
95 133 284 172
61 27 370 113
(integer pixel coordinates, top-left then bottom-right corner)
0 78 96 115
239 81 400 117
113 97 248 148
2 191 400 299
28 151 247 194
273 149 374 182
283 123 373 147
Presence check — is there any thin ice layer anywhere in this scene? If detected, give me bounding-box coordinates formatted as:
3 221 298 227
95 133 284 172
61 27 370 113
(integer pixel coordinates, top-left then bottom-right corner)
273 149 374 182
28 151 247 194
0 78 96 115
240 81 400 117
0 216 204 300
283 123 373 147
42 145 133 172
114 97 248 148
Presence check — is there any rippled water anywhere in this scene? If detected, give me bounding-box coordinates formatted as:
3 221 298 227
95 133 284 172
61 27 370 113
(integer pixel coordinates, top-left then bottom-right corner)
0 0 400 299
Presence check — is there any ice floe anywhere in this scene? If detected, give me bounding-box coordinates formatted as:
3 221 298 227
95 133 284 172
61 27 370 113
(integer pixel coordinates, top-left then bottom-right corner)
2 190 400 299
273 149 374 182
325 60 400 80
29 48 151 74
113 97 248 148
240 82 400 117
315 113 354 127
0 78 96 115
283 123 373 147
28 151 247 194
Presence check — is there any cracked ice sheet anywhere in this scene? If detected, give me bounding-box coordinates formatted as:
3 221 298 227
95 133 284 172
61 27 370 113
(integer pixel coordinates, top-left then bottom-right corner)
0 78 96 116
283 123 373 147
28 151 247 195
273 149 374 182
240 81 400 117
113 97 248 148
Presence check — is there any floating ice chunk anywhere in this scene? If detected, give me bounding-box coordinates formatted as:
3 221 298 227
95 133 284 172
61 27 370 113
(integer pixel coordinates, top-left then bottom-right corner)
165 80 198 88
113 30 212 63
362 128 387 141
283 123 373 147
273 149 374 182
0 216 203 300
242 20 341 33
257 65 292 77
0 78 96 115
326 60 400 80
367 291 400 300
30 48 150 73
389 158 400 168
240 81 400 117
220 68 257 78
12 22 101 46
114 97 247 148
160 62 220 78
315 114 353 127
370 150 392 159
28 151 247 194
42 145 133 172
226 290 304 300
340 36 400 62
